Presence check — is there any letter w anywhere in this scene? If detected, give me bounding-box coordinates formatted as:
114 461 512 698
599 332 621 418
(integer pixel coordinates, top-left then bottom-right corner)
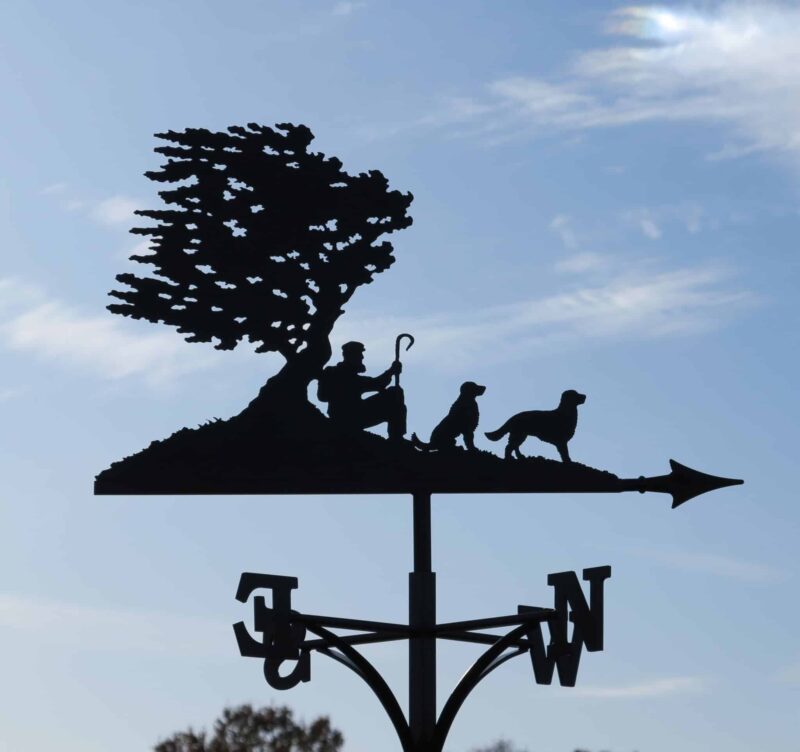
519 565 611 687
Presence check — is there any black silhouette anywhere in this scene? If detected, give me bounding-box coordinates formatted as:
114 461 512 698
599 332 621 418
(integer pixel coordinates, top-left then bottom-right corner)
470 742 527 752
153 704 343 752
234 514 612 752
411 381 486 452
486 389 586 462
629 459 744 508
92 123 608 495
317 341 407 441
394 332 415 385
94 122 743 503
109 123 413 411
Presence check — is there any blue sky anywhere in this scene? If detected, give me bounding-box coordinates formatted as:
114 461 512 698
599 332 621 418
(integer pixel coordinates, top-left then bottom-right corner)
0 1 798 750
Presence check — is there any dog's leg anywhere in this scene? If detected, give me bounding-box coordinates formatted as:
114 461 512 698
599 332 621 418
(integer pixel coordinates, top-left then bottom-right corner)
508 432 525 460
556 443 571 463
463 430 476 452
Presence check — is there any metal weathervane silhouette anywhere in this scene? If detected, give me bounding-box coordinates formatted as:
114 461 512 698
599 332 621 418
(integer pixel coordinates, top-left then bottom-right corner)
94 123 743 752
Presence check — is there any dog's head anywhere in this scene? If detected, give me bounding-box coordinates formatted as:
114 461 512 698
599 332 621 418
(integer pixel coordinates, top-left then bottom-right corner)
561 389 586 406
460 381 487 397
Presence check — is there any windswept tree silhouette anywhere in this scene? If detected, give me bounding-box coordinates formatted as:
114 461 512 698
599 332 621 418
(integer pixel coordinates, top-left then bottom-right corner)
110 123 413 410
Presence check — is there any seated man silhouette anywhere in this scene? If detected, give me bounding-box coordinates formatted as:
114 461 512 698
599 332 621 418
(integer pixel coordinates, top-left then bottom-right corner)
317 341 407 441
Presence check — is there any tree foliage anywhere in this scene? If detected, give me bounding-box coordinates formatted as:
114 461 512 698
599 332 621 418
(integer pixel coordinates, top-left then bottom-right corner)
110 123 412 370
470 741 528 752
153 704 343 752
471 742 613 752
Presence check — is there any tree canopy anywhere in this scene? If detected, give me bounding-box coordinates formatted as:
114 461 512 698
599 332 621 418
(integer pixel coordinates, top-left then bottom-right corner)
470 742 528 752
153 704 343 752
110 123 413 379
471 742 614 752
154 709 614 752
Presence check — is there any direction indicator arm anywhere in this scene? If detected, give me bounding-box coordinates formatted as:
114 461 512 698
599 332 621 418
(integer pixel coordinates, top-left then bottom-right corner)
436 631 532 648
303 632 412 649
296 613 411 635
434 609 555 633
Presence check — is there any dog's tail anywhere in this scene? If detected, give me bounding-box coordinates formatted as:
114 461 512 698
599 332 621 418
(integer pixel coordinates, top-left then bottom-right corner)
411 433 433 452
484 421 511 442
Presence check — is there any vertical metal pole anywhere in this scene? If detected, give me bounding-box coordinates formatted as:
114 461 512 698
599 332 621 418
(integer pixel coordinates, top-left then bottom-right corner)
409 492 436 751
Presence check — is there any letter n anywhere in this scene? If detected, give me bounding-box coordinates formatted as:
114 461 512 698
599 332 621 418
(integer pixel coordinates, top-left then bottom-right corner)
519 565 611 687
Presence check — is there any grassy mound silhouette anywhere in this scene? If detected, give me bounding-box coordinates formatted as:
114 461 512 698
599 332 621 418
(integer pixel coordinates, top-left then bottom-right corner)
95 401 621 495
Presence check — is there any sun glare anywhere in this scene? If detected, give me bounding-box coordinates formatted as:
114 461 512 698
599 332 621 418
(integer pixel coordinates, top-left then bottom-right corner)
652 10 689 35
615 7 694 40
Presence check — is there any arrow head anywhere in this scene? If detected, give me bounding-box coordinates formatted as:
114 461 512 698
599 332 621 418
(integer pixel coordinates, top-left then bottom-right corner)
667 459 744 508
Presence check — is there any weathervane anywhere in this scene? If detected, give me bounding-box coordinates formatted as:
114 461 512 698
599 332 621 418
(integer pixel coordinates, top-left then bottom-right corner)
95 123 742 752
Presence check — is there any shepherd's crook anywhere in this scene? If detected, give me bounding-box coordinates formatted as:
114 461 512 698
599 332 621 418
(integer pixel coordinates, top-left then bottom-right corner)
394 333 414 387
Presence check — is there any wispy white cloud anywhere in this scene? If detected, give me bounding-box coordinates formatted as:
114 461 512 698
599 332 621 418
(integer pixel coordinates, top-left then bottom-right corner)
337 265 753 368
332 1 366 16
640 548 786 584
0 594 229 656
571 676 707 699
640 216 661 240
64 198 88 212
0 386 27 403
0 277 46 311
40 182 67 195
554 251 608 274
550 214 579 250
90 195 142 226
120 238 154 261
684 205 704 234
624 203 708 239
42 184 142 228
359 96 496 141
548 214 609 275
0 278 220 387
407 4 800 162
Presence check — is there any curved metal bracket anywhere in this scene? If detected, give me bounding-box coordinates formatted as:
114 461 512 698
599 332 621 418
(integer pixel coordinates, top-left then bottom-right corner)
433 624 532 752
318 646 363 677
476 645 528 683
305 623 413 752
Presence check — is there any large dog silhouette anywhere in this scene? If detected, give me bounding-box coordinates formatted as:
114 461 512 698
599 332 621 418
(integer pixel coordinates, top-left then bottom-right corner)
485 389 586 462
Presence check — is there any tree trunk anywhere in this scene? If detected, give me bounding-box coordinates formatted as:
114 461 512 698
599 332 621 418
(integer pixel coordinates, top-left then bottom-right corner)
241 331 333 418
238 291 346 422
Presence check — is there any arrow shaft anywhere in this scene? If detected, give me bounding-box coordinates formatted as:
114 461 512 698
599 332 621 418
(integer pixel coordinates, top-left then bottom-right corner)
616 474 671 496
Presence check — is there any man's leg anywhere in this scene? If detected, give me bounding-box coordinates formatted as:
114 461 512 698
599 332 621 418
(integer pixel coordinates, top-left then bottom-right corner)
359 387 407 440
385 386 407 440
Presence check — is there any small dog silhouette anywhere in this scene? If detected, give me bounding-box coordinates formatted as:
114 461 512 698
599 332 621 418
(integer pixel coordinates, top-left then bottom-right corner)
412 381 486 452
485 389 586 462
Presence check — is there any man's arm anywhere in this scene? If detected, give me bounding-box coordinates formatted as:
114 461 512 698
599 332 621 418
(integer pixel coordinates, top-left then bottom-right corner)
357 361 401 393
